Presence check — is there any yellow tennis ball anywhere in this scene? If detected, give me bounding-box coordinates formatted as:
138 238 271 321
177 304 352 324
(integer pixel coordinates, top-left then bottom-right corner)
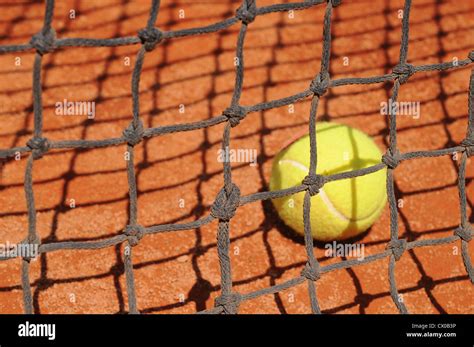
270 122 386 241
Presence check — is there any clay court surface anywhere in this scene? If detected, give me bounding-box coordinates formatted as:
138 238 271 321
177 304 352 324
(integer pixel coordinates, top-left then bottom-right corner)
0 0 473 314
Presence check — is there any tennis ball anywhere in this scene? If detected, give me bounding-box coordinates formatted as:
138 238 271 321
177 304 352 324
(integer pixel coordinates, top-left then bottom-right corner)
270 122 386 241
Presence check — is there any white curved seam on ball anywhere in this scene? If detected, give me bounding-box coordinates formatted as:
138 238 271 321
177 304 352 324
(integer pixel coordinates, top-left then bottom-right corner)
278 159 350 222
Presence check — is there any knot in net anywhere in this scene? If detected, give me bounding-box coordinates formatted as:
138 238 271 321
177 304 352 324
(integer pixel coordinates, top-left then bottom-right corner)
214 292 241 314
124 225 145 247
20 235 40 262
301 261 321 281
123 120 144 146
386 239 407 261
211 184 241 221
455 225 473 242
302 174 325 196
30 29 56 55
138 27 163 52
222 105 247 127
392 63 415 84
27 137 50 159
469 51 474 62
236 0 257 24
382 148 402 169
309 72 330 97
461 138 474 157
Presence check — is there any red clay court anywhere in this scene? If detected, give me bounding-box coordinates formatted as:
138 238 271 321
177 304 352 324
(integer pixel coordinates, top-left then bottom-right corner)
0 0 473 314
